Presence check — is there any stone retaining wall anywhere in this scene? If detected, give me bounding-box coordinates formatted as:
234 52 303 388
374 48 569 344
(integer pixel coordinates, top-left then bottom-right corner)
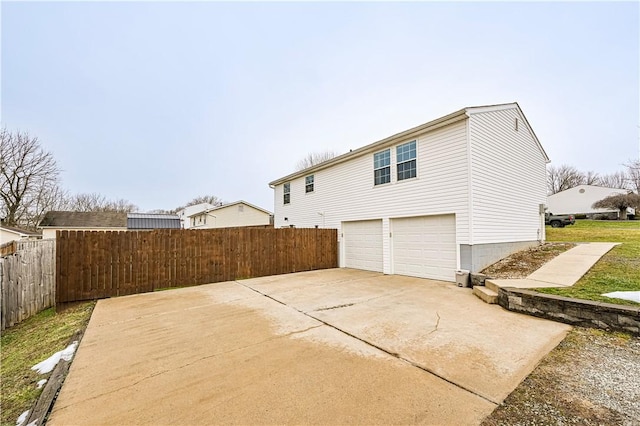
497 288 639 336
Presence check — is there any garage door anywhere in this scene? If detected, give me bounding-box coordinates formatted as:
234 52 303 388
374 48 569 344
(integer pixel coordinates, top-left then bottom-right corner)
392 215 456 281
343 220 383 272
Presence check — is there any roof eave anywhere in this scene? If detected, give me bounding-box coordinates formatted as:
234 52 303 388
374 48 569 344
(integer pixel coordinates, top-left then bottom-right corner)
268 107 469 187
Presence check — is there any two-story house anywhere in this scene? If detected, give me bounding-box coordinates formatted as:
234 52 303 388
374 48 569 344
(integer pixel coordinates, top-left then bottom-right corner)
269 103 549 282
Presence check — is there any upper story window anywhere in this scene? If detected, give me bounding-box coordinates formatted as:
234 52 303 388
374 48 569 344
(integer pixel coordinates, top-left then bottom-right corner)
373 149 391 185
305 175 314 193
283 182 291 204
396 141 417 181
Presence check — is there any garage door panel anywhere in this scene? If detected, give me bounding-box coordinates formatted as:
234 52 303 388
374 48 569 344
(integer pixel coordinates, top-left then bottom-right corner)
343 220 383 272
392 215 456 282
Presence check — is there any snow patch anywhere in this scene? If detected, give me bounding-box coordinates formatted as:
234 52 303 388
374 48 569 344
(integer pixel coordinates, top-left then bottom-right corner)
602 291 640 303
36 379 47 389
16 410 29 426
31 341 78 374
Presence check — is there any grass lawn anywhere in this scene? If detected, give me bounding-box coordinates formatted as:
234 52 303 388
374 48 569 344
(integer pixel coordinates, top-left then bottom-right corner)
0 302 95 426
541 220 640 305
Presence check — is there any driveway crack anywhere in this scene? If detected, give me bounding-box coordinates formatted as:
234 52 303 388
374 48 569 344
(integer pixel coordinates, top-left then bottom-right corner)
236 281 499 406
428 312 441 335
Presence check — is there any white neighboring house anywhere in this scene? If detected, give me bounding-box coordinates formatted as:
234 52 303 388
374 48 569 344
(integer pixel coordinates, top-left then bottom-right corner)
269 103 549 282
0 225 41 245
546 185 635 218
188 201 273 229
175 203 215 229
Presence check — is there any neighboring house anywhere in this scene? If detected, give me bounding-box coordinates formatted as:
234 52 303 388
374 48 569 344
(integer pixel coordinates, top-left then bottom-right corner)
127 213 181 230
188 201 273 229
546 185 635 219
38 212 182 238
269 103 549 282
0 225 41 245
38 211 128 239
175 203 215 229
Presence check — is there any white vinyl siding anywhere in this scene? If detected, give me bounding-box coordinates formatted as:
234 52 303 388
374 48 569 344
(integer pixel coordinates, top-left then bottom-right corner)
190 204 271 229
273 119 470 273
469 108 547 243
343 220 383 272
392 215 457 281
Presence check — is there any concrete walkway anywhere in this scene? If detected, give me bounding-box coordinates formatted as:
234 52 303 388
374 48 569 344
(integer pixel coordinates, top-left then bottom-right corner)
487 242 618 290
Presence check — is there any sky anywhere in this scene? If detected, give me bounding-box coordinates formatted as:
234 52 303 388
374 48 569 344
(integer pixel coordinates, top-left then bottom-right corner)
2 1 638 213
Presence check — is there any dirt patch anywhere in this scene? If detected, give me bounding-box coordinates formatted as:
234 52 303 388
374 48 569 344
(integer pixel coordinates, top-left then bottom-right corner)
481 243 576 279
482 327 640 425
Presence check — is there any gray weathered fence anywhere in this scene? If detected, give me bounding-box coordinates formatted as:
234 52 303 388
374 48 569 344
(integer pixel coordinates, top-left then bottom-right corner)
1 239 56 330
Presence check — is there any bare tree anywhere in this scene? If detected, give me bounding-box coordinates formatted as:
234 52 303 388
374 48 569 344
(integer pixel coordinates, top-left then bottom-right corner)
584 170 601 186
624 159 640 193
0 128 66 228
592 193 640 220
173 195 224 213
295 150 338 171
547 164 585 194
599 171 628 189
65 192 138 212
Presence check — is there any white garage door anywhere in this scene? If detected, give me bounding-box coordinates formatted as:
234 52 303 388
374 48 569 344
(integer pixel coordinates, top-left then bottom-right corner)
392 214 457 281
343 220 383 272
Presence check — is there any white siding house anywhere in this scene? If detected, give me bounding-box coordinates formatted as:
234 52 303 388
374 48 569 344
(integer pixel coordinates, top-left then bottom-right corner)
547 185 634 218
269 103 549 281
176 203 215 229
0 225 41 245
188 201 272 229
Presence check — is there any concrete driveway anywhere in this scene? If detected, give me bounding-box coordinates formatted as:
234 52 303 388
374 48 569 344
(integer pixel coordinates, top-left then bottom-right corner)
48 269 570 425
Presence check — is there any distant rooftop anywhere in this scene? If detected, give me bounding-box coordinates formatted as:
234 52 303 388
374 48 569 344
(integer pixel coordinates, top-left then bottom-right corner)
39 211 127 228
127 213 181 230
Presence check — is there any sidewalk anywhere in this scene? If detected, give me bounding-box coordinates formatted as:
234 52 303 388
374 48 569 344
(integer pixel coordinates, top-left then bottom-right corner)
487 242 618 290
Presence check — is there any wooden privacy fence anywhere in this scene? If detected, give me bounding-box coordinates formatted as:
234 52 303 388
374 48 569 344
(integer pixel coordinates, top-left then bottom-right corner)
1 239 56 330
56 227 338 303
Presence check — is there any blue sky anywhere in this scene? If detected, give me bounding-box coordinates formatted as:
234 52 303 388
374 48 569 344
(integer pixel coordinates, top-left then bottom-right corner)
2 1 638 212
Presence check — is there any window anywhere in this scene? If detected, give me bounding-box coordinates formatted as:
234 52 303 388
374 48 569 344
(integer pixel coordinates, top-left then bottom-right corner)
396 141 416 181
305 175 314 193
374 149 391 185
238 204 244 212
283 182 290 204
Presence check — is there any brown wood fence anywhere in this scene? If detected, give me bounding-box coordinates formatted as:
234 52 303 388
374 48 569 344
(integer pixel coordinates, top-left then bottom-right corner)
1 239 56 330
56 228 338 303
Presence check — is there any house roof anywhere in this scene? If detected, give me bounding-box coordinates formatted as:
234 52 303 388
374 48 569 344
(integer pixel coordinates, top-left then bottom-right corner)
38 211 128 228
187 200 272 218
269 102 549 187
550 184 630 195
175 203 216 218
127 213 181 229
0 225 41 237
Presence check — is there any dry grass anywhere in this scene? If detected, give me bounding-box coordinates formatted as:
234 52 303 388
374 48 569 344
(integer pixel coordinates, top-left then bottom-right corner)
0 302 95 426
481 242 576 279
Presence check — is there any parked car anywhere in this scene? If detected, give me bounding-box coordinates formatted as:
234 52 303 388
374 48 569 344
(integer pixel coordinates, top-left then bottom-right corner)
545 212 575 228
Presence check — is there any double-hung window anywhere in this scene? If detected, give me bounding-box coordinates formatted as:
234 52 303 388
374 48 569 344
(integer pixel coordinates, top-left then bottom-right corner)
396 141 417 181
305 175 314 193
283 183 291 204
373 149 391 185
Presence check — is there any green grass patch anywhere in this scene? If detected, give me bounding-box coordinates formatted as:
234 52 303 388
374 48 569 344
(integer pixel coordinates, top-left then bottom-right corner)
540 220 640 305
1 302 95 426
